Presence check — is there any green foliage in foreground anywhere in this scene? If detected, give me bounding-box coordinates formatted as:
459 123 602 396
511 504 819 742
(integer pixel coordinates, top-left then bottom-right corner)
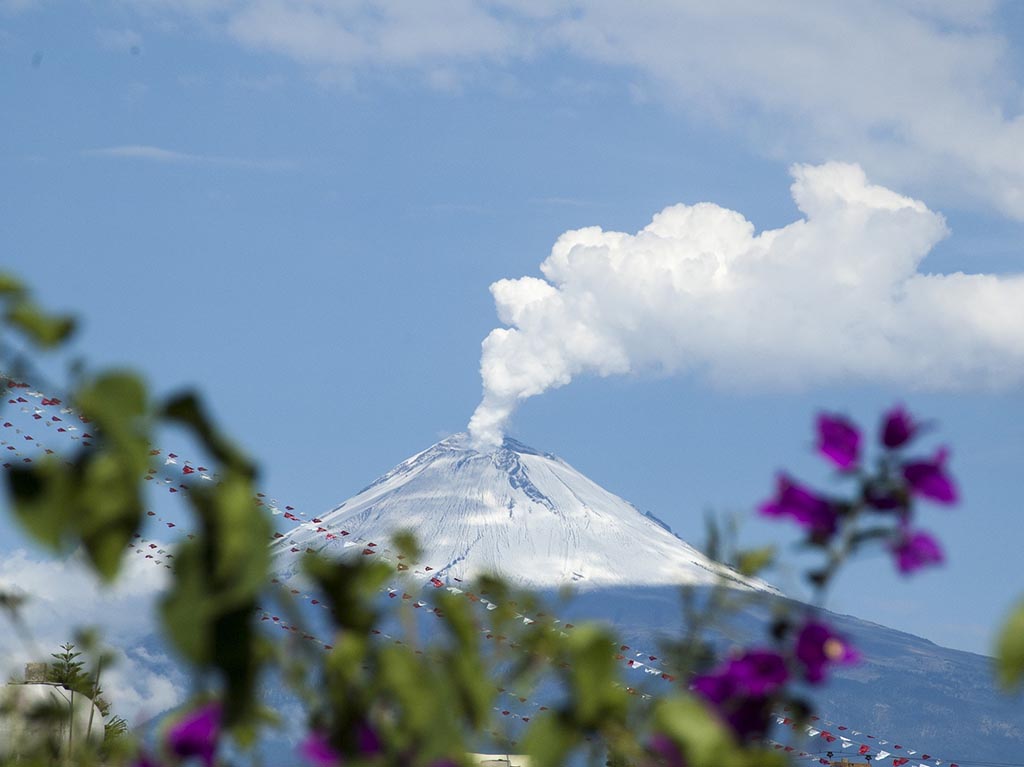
0 270 1020 767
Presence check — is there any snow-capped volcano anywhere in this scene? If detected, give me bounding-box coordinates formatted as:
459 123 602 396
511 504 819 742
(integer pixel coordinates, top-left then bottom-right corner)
274 433 774 593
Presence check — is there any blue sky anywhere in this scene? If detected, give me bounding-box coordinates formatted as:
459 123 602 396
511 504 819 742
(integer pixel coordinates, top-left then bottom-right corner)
3 0 1024 674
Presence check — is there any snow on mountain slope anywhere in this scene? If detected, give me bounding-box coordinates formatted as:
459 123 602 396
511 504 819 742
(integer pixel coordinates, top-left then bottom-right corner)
274 433 775 593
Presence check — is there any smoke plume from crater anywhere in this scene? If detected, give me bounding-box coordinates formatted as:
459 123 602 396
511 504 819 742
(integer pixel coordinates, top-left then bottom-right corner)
468 162 1024 448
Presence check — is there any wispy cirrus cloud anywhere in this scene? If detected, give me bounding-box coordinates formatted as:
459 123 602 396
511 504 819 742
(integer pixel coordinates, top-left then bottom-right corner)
95 27 142 54
121 1 1024 219
84 144 293 170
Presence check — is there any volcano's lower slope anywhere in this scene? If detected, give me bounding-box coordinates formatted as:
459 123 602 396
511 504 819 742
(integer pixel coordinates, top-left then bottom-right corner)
274 434 1023 763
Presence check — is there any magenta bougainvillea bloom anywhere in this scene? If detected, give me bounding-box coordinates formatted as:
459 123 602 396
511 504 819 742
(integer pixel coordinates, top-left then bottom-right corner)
903 448 957 504
881 405 917 449
891 529 944 574
648 733 685 767
693 650 788 740
167 702 221 767
356 722 382 756
817 413 861 469
794 621 859 683
726 650 790 696
759 475 837 538
299 732 341 767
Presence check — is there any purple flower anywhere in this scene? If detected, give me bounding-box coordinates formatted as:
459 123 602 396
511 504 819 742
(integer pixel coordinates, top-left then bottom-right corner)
727 651 789 696
167 702 221 767
903 448 957 504
694 650 788 700
693 650 788 741
356 721 382 756
817 413 861 469
881 405 917 449
794 621 859 684
299 732 341 767
891 529 944 574
649 733 686 767
759 475 838 539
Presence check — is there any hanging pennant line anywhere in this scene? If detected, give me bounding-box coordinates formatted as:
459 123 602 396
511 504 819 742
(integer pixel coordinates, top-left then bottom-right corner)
0 381 965 763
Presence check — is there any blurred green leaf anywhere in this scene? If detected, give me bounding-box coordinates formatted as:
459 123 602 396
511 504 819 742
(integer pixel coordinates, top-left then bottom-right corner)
6 459 75 549
74 372 151 579
392 529 422 562
655 696 739 767
162 391 255 477
77 372 146 427
996 599 1024 689
5 299 76 347
524 712 578 767
736 546 775 577
6 449 144 581
77 452 145 579
305 554 390 634
565 624 625 728
0 272 25 297
161 472 271 724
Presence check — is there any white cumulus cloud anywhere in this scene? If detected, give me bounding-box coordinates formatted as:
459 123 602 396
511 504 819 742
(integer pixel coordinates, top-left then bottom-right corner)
0 547 184 724
468 162 1024 447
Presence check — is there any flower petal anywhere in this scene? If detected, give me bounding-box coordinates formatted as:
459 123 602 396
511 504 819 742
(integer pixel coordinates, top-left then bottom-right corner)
881 405 917 449
892 530 944 574
299 733 341 767
167 702 221 767
817 413 861 469
903 449 957 504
